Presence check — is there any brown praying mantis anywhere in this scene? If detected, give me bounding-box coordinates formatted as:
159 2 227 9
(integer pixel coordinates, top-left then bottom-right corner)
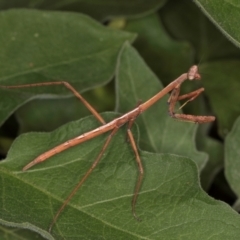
0 65 215 232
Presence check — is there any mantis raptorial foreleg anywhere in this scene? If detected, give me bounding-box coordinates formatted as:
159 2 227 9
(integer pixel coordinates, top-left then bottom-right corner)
168 85 214 123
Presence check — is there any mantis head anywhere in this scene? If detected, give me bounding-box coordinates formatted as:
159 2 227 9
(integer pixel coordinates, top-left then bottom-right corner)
188 65 201 80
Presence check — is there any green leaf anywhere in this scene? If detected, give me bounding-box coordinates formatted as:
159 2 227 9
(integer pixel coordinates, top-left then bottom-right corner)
0 9 135 127
1 40 240 240
194 0 240 47
124 13 193 84
1 116 240 239
116 44 207 170
225 117 240 199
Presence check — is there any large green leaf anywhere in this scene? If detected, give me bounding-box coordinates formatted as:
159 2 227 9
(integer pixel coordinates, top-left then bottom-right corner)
0 9 135 127
1 41 240 240
2 117 240 240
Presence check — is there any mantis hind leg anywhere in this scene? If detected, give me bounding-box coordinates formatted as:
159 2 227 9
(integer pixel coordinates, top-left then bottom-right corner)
127 119 144 221
48 127 118 232
0 81 106 125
